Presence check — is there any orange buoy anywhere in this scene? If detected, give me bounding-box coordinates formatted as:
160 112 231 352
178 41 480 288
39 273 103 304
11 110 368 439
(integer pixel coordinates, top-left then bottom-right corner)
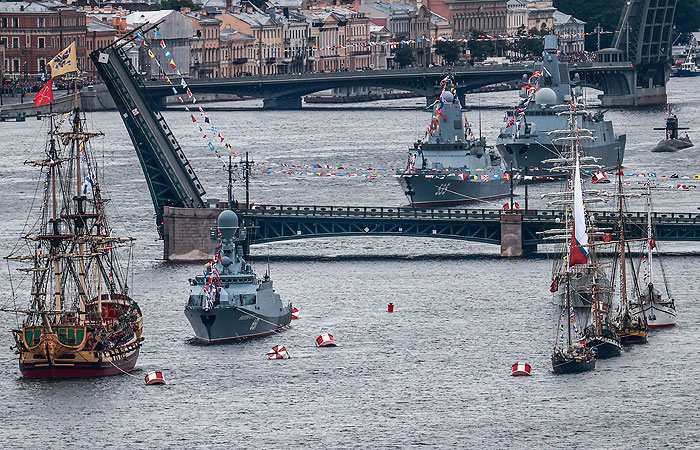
511 362 531 376
267 345 290 359
291 307 299 320
145 370 166 385
387 303 394 313
316 333 337 347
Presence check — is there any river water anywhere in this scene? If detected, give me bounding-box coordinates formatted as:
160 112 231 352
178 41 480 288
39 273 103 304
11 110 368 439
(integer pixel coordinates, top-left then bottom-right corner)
0 79 699 448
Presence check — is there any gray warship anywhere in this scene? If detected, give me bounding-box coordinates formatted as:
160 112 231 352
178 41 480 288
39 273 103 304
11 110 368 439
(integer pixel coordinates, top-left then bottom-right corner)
398 83 510 207
185 209 292 343
496 35 626 176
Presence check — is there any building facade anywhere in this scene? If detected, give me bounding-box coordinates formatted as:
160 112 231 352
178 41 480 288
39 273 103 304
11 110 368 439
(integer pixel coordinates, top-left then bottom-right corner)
450 1 508 37
184 11 222 78
0 1 87 79
553 10 585 54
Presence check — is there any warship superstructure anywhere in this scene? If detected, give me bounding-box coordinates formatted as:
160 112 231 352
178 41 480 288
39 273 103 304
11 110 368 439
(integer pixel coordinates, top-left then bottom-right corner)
497 35 626 176
398 81 509 207
185 210 292 343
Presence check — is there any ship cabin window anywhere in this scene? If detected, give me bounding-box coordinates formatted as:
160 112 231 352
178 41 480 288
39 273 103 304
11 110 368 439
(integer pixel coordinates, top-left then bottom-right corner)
544 76 552 86
242 294 256 305
454 120 462 130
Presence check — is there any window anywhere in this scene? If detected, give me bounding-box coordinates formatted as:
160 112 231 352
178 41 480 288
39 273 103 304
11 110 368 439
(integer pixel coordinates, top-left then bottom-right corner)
12 58 19 72
38 37 45 48
38 17 45 28
1 18 7 28
38 58 46 72
12 37 19 49
12 17 18 27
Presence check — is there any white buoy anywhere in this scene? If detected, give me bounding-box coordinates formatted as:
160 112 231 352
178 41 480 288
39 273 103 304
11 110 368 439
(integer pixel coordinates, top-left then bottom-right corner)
145 370 166 385
267 345 290 359
316 333 337 347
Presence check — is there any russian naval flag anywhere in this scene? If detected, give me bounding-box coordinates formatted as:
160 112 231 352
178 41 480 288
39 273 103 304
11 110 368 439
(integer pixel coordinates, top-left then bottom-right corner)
569 151 589 266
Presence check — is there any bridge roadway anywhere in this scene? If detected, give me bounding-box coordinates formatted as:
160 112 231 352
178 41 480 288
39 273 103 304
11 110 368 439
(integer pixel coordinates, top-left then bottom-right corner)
143 62 636 110
162 204 700 260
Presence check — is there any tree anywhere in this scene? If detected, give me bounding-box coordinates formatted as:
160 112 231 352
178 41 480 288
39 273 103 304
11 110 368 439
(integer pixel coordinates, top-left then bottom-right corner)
513 27 547 57
434 41 461 64
150 0 202 11
392 45 415 68
467 30 508 59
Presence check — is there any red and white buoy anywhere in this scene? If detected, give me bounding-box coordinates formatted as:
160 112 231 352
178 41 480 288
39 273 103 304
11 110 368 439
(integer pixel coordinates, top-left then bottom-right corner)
511 362 531 376
291 307 299 320
145 370 166 385
267 345 290 359
316 333 337 347
592 170 611 184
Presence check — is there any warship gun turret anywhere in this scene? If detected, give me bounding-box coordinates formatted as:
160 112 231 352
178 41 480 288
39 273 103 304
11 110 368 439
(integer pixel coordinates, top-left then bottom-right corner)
496 35 625 177
398 80 510 207
185 210 292 343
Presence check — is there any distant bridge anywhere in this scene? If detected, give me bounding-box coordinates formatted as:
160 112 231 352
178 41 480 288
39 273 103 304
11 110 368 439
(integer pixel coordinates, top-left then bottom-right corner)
162 205 700 260
142 62 637 110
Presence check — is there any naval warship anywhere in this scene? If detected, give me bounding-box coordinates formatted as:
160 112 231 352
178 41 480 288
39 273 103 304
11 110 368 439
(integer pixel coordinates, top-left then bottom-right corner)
185 209 292 343
496 35 626 176
397 81 510 207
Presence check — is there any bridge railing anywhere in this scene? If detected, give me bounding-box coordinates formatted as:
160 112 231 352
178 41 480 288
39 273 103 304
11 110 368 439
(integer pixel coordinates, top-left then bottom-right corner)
239 205 504 221
237 205 700 224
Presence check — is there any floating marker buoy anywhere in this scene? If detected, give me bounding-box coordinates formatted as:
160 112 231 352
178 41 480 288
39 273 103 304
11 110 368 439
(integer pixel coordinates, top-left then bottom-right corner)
592 170 611 184
316 333 337 347
291 307 299 320
267 345 290 359
145 370 166 385
511 362 531 376
387 302 394 313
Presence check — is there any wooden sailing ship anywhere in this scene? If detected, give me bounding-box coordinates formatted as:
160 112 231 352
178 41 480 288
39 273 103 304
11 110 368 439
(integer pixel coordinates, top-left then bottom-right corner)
545 100 597 374
637 183 676 328
4 104 143 378
612 168 649 346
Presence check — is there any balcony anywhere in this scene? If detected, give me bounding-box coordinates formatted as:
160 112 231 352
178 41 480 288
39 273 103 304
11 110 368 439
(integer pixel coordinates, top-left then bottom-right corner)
233 58 248 64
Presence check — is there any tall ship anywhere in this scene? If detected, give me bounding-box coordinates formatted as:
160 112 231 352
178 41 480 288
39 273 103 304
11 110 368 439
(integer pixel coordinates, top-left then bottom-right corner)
185 209 293 343
496 35 626 177
546 103 598 374
611 170 649 345
5 107 144 378
637 183 676 327
397 80 510 207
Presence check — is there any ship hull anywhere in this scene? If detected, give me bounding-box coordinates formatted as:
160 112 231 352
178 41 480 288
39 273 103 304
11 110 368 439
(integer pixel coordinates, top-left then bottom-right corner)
398 174 510 207
586 337 622 359
619 330 648 345
643 301 677 328
497 136 625 177
19 346 140 379
185 305 292 343
552 357 596 374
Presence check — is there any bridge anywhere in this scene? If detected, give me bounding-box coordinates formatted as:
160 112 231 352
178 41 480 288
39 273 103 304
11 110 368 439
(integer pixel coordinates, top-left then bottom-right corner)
141 62 637 110
161 205 700 261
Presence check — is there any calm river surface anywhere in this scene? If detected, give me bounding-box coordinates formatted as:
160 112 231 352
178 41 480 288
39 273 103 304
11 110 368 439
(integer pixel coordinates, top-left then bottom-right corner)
0 78 699 448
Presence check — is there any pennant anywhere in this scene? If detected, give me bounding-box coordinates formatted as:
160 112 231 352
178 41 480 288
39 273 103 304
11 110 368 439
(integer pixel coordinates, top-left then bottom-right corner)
49 42 77 78
181 79 187 89
166 77 172 84
169 59 177 69
156 29 162 38
208 142 215 152
191 114 197 122
172 87 178 95
82 176 93 194
148 49 155 59
649 239 656 249
33 79 54 107
187 88 193 98
164 49 172 59
160 39 166 49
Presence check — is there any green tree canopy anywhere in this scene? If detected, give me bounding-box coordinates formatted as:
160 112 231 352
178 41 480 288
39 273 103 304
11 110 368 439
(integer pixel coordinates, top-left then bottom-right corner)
392 45 415 68
434 41 461 64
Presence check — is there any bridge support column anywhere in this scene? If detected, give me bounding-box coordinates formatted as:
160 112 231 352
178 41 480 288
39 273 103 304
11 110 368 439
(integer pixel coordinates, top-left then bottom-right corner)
500 212 535 257
263 96 302 110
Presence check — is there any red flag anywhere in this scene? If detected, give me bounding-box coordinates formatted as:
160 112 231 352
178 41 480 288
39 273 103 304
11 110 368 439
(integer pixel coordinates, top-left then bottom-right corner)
191 114 196 122
33 80 54 107
649 239 656 249
602 233 613 243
